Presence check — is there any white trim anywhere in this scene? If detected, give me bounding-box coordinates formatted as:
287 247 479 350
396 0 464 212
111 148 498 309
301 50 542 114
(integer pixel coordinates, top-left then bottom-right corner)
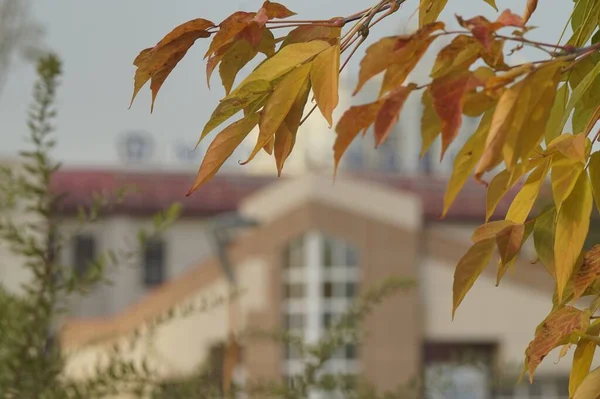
305 232 322 344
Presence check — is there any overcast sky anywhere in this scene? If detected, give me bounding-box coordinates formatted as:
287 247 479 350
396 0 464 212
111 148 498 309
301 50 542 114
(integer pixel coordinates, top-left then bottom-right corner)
0 0 572 169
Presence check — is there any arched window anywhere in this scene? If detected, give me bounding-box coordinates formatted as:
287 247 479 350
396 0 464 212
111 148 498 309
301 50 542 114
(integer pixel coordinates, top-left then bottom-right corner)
281 232 360 382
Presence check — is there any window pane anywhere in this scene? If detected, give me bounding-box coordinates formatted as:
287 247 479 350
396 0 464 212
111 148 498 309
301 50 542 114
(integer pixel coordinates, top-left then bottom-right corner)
323 282 333 298
323 312 334 328
285 314 304 331
285 344 302 360
323 237 333 267
73 234 95 277
144 238 165 287
345 245 359 267
286 237 305 268
284 283 305 299
346 283 356 298
345 344 356 360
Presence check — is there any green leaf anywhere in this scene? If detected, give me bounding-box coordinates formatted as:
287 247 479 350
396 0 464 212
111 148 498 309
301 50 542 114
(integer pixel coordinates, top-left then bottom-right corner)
560 59 600 135
555 170 593 302
551 156 585 211
452 238 496 319
219 39 258 95
588 152 600 213
420 88 442 158
545 83 569 144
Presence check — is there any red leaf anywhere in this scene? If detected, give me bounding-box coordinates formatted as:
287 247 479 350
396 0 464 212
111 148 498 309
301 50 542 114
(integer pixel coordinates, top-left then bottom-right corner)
373 84 416 147
430 71 482 159
495 9 525 28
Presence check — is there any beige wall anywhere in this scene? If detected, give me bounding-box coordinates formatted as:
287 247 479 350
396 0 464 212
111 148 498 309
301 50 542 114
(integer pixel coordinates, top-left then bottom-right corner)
58 215 215 318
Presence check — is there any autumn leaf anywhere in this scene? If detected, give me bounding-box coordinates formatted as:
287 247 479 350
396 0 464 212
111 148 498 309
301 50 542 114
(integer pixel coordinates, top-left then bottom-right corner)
573 246 600 300
281 24 341 47
452 238 496 319
130 18 214 110
571 320 600 398
548 133 588 163
456 11 524 50
274 79 311 175
205 12 256 59
560 59 600 134
505 158 551 224
242 63 312 165
589 152 600 213
482 0 497 10
555 171 593 302
496 223 525 265
524 306 590 381
420 88 442 158
442 109 493 216
545 84 570 143
472 220 516 242
430 71 482 159
534 206 557 279
261 0 296 19
475 77 527 181
430 35 482 78
419 0 448 28
574 365 600 399
199 80 272 143
373 84 417 147
219 39 260 95
551 156 585 211
232 40 330 95
354 23 444 95
485 161 538 222
334 101 382 175
187 113 260 195
310 44 340 127
522 0 538 24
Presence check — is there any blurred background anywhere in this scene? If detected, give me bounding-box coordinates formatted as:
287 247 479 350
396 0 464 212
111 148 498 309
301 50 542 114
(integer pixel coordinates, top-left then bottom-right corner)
0 1 589 398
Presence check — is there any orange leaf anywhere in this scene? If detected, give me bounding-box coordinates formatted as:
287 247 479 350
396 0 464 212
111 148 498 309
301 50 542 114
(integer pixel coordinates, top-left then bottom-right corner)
274 79 311 175
374 84 417 147
496 9 525 28
525 306 589 381
452 238 496 319
242 63 312 165
472 220 516 242
205 12 256 59
430 71 482 159
334 101 382 175
131 19 214 110
431 35 482 78
522 0 538 24
496 223 525 265
281 24 341 47
261 0 296 19
573 245 600 300
310 44 340 127
187 113 260 196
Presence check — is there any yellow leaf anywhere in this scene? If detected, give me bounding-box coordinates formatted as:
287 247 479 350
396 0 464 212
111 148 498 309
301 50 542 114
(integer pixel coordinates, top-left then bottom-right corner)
430 35 482 79
420 88 442 158
555 171 593 302
199 80 272 144
187 113 260 195
452 238 496 319
219 39 259 95
334 101 382 175
545 83 569 143
496 220 534 285
551 157 585 211
588 152 600 214
485 160 537 222
574 365 600 399
281 25 341 47
231 40 330 95
560 59 600 134
503 61 564 169
472 220 516 242
522 0 538 24
310 44 340 127
274 79 311 175
354 37 397 96
482 0 497 10
419 0 448 27
496 223 525 265
475 78 527 181
442 109 493 216
505 158 551 223
533 206 557 279
242 63 312 165
525 306 590 381
571 337 599 398
548 133 588 163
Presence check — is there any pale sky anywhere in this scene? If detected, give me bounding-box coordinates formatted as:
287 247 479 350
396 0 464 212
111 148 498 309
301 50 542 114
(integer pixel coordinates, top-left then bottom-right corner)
0 0 572 169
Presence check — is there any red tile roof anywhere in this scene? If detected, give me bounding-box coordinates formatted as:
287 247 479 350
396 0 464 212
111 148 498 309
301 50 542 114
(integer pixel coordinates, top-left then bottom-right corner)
49 169 534 221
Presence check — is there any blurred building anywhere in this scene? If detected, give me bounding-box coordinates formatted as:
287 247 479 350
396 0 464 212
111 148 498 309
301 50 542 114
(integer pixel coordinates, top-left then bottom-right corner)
29 168 587 399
